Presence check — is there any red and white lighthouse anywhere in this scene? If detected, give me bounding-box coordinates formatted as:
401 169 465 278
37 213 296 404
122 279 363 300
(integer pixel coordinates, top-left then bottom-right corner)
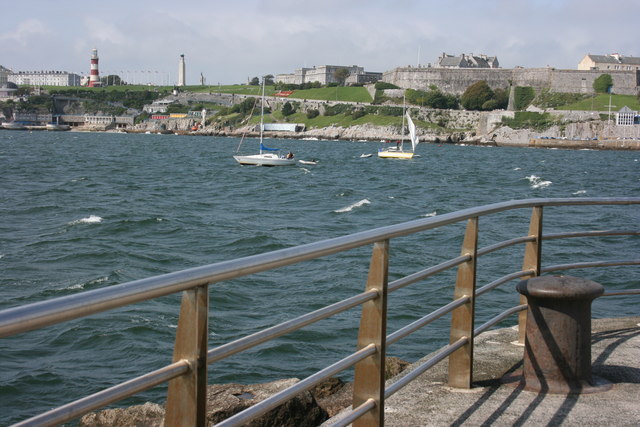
89 48 102 87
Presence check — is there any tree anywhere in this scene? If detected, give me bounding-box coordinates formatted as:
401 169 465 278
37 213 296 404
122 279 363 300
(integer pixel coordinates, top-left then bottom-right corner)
263 75 274 85
249 77 259 86
100 74 123 86
460 81 495 111
333 68 350 86
593 74 613 94
281 101 294 116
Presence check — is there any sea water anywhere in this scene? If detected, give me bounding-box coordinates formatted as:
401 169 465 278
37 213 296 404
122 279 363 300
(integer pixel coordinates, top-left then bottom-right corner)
1 131 638 424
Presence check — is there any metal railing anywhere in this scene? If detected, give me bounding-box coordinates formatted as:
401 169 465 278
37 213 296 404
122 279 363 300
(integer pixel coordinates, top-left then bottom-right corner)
1 197 638 426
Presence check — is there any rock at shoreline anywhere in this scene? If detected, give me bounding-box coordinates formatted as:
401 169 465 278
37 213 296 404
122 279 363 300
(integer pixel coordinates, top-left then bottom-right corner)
206 379 328 426
79 357 410 426
79 379 327 427
79 402 164 427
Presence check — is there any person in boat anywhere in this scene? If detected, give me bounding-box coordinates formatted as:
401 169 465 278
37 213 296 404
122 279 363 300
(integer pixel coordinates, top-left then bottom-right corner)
396 140 401 149
286 151 294 159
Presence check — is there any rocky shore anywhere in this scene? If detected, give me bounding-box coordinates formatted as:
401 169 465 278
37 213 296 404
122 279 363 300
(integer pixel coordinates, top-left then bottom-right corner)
78 357 410 426
112 107 640 150
120 120 640 151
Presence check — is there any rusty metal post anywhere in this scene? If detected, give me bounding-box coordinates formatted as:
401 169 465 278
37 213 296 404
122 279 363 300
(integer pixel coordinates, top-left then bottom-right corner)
165 285 209 426
353 240 389 427
519 206 543 344
448 217 478 389
515 275 611 394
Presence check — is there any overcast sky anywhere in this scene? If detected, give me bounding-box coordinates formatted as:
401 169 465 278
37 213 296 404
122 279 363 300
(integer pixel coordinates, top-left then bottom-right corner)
2 0 638 86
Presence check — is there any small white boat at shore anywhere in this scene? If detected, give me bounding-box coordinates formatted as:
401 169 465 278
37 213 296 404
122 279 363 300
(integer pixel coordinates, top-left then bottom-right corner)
46 123 70 131
2 122 26 130
298 159 318 165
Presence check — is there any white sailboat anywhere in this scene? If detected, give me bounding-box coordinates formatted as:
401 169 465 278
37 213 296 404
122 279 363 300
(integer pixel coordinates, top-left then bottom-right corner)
378 96 419 159
233 80 296 166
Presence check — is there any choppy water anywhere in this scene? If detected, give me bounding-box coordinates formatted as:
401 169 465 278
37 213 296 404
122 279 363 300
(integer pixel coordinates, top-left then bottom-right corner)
1 131 638 424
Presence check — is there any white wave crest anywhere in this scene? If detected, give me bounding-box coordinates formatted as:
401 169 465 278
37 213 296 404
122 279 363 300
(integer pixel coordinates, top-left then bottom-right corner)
572 190 587 195
334 199 370 213
513 167 521 171
70 215 103 225
525 175 552 189
422 211 437 217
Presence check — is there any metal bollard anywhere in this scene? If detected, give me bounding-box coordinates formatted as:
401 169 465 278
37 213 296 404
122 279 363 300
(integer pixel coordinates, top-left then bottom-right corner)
514 275 612 394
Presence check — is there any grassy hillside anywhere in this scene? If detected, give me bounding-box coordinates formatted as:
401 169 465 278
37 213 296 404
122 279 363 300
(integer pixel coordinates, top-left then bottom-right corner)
285 87 373 103
556 93 640 111
234 109 447 132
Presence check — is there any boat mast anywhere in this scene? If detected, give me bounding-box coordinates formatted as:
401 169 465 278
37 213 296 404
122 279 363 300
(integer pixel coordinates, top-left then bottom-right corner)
400 93 406 150
259 78 265 154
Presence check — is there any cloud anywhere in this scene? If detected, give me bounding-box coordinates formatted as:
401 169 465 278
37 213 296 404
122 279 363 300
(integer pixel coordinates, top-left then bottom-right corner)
3 0 639 83
0 19 46 45
82 17 128 45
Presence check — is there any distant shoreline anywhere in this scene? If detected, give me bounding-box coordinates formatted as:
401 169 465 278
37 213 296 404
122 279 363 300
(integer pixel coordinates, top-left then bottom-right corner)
4 127 640 151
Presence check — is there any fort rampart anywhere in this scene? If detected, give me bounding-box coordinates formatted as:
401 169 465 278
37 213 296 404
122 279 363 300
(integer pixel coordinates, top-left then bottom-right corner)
383 67 639 96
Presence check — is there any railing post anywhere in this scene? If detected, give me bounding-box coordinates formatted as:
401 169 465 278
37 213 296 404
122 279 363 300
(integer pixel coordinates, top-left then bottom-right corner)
519 206 543 344
448 217 478 389
353 240 389 427
165 285 209 427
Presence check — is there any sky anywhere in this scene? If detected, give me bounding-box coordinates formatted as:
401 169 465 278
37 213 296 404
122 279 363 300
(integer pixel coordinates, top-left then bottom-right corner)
2 0 639 86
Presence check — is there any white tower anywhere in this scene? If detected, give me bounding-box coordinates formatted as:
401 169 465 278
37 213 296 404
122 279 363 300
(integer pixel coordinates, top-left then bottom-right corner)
178 54 186 87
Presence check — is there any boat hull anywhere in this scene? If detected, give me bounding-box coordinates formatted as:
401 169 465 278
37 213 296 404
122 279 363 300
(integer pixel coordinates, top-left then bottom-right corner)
46 124 70 131
377 150 414 159
233 154 296 166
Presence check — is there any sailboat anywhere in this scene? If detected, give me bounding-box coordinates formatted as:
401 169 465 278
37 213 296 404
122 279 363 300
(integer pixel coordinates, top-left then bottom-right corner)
378 96 419 159
233 80 296 166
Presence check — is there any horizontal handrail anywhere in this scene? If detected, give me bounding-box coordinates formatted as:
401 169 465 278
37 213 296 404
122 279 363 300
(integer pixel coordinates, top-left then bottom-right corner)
474 305 528 336
388 255 470 293
14 360 190 427
387 296 470 346
542 230 640 240
476 270 536 297
216 344 377 427
331 399 377 427
542 259 640 273
385 337 469 398
603 289 640 297
1 197 637 338
207 289 378 364
477 236 535 257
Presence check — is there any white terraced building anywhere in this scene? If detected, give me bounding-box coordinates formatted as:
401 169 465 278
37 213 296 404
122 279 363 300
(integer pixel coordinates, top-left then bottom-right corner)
9 70 81 86
578 53 640 71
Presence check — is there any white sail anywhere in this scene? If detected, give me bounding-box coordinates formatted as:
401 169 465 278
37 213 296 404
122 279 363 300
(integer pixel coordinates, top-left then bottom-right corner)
406 112 419 152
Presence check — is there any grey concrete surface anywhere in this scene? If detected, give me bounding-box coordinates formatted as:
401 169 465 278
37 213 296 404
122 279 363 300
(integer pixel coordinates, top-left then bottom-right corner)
327 316 640 426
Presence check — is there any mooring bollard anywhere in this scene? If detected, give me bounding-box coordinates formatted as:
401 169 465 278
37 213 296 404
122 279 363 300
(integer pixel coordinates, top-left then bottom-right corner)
514 275 612 394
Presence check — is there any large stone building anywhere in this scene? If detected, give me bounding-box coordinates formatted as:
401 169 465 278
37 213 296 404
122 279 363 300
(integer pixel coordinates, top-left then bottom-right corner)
434 52 499 68
578 53 640 71
383 66 640 96
276 65 381 85
9 70 81 86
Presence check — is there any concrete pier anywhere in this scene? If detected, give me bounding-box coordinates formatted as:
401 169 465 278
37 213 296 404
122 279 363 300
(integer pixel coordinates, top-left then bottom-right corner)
327 316 640 426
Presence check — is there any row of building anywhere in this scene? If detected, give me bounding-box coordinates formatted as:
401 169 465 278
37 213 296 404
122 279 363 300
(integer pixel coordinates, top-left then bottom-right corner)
2 52 640 94
273 53 640 86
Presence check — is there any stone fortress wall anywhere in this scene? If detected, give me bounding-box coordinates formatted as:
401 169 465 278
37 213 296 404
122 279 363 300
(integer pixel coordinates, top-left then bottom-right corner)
383 67 640 96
